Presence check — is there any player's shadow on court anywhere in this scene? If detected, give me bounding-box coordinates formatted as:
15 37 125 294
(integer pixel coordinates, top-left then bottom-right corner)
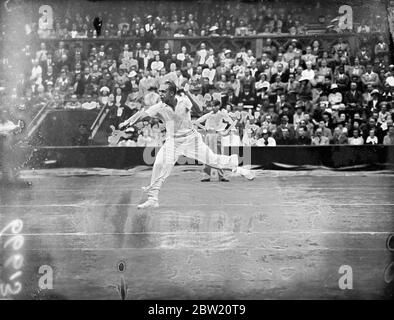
109 192 153 249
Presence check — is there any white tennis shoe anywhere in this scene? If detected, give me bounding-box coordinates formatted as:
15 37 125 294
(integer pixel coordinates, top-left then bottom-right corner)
137 198 159 209
234 167 255 180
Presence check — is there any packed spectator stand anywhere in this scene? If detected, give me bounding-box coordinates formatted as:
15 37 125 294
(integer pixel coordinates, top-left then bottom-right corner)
0 0 393 148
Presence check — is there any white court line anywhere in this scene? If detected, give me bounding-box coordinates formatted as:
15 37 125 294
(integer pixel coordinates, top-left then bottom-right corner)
12 186 394 192
18 247 389 252
1 203 394 208
4 231 392 236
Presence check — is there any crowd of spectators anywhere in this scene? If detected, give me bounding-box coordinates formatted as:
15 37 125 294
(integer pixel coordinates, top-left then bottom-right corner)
0 1 393 147
1 30 392 147
30 0 386 40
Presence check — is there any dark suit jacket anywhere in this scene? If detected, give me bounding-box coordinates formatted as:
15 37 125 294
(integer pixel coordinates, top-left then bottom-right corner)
138 57 153 71
270 70 289 84
295 136 312 145
274 125 296 140
344 90 363 106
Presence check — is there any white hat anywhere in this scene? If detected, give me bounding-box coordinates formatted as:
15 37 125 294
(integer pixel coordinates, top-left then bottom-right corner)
128 71 137 78
100 86 110 93
224 49 231 55
212 92 222 101
209 26 219 32
299 75 309 82
371 89 380 95
203 93 212 102
256 81 270 90
386 77 394 87
330 83 338 89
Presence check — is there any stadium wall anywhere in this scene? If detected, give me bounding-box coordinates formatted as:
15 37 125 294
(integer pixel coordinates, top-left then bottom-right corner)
28 145 394 170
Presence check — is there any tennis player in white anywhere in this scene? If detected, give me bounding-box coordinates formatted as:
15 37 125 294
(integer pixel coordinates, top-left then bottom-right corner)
119 81 254 209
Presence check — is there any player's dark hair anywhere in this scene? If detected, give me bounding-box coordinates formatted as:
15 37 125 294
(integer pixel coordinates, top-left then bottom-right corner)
164 81 177 95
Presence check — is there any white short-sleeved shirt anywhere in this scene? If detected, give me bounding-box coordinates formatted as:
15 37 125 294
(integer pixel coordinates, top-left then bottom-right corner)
145 95 193 138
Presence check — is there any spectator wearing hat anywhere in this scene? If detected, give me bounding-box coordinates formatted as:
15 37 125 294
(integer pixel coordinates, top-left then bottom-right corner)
328 83 343 109
381 82 393 102
367 89 382 117
256 128 276 146
98 86 111 106
295 127 311 145
255 69 268 90
222 49 234 70
311 128 329 145
298 76 312 102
